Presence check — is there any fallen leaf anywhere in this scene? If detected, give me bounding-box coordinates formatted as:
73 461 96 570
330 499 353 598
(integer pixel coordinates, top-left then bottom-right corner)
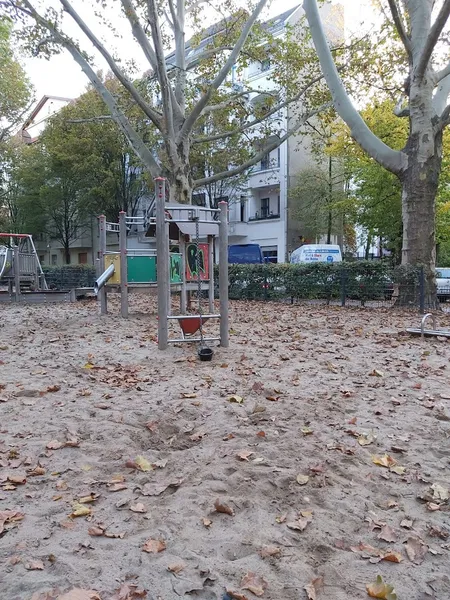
58 590 101 600
7 474 26 485
301 426 313 435
134 456 153 472
202 517 212 528
130 503 147 513
389 465 406 475
348 416 357 425
382 551 403 563
108 483 128 492
259 545 281 558
286 518 309 531
142 538 166 553
88 525 105 537
228 395 244 404
0 510 24 534
46 385 61 393
225 591 249 600
214 498 234 516
296 474 309 486
78 493 99 504
372 454 397 468
400 518 413 529
27 465 46 477
25 559 45 570
236 450 254 461
378 525 398 543
46 440 63 450
153 459 167 469
304 577 324 600
70 503 92 518
358 432 377 446
404 536 428 564
110 583 147 599
370 369 384 377
366 576 397 600
167 563 185 574
431 483 449 501
256 431 266 437
181 393 197 398
241 572 268 597
265 396 279 402
189 429 206 442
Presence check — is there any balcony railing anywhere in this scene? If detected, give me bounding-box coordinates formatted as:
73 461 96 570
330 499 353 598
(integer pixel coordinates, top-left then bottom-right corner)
248 212 280 222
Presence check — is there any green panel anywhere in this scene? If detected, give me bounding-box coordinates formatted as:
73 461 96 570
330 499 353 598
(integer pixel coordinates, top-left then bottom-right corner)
127 255 157 283
170 253 182 284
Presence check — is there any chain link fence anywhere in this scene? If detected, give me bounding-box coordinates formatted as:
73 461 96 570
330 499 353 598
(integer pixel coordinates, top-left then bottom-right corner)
43 266 96 290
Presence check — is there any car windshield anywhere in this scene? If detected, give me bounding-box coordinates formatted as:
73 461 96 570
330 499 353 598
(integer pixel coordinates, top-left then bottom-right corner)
437 268 450 278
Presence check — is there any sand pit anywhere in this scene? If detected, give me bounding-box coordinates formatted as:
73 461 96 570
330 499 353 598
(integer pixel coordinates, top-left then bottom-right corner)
0 297 449 600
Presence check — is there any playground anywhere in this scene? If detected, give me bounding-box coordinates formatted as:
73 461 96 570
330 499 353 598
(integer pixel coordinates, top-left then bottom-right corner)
1 298 449 600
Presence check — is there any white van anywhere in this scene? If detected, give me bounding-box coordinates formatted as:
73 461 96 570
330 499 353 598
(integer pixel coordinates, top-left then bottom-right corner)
290 244 343 264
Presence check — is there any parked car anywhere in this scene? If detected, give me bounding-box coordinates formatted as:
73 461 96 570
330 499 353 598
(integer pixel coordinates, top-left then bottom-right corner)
437 267 450 302
290 244 343 264
228 243 264 264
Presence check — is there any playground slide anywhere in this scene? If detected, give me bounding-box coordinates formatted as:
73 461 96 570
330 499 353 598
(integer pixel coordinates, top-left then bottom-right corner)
94 263 115 294
0 246 12 279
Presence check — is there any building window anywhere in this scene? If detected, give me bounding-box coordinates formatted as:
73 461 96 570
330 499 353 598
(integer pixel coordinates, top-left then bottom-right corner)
39 255 45 264
51 254 57 266
192 192 206 206
261 198 270 219
262 247 278 263
260 58 271 72
78 252 88 264
277 195 280 215
261 153 270 170
240 196 246 222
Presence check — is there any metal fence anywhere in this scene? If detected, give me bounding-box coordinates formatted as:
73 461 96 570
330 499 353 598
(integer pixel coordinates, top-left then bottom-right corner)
42 266 96 290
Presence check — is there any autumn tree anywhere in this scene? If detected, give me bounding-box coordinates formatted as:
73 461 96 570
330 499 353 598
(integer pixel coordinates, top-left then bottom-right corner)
304 0 450 304
3 0 338 208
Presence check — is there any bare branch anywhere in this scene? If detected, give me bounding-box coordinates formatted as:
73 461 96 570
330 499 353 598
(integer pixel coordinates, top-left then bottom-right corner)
416 0 450 81
386 0 412 57
58 0 162 129
178 0 269 143
393 96 410 117
434 73 450 115
16 0 161 177
120 0 157 71
440 103 450 128
193 103 331 187
66 116 114 123
193 73 325 145
303 0 407 174
434 60 450 84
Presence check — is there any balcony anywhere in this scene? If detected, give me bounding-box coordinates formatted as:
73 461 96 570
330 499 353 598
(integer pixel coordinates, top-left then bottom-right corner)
248 211 280 222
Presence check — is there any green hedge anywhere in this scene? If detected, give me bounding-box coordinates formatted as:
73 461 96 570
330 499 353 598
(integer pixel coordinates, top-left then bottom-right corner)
216 261 422 304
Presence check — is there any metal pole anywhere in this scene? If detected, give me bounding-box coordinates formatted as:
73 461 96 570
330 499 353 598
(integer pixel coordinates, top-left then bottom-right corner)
419 266 425 314
156 178 169 350
208 234 214 313
218 201 229 347
179 234 187 314
119 211 128 318
98 215 107 315
13 245 21 303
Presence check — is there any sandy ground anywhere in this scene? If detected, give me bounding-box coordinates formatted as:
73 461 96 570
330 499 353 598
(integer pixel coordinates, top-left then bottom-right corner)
0 297 450 600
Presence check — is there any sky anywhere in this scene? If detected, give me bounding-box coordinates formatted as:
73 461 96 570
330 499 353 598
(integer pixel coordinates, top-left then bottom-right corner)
21 0 372 102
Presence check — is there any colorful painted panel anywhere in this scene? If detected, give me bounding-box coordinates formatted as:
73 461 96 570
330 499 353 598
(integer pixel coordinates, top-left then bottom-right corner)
127 255 157 283
186 243 209 281
170 253 182 284
104 254 121 284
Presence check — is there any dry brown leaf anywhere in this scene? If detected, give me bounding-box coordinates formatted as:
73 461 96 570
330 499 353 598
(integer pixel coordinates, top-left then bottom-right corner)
286 518 308 532
108 483 128 492
7 474 26 485
382 551 403 563
202 517 212 528
79 493 99 504
58 590 102 600
214 498 234 516
259 545 281 558
189 429 206 442
25 559 45 570
46 440 63 450
304 577 324 600
167 563 185 574
404 536 428 564
134 456 153 472
372 454 397 468
400 518 413 529
181 392 197 398
377 525 398 543
46 385 61 393
431 483 449 501
88 525 105 537
226 591 250 600
366 576 397 600
236 450 254 461
228 395 244 404
142 538 166 553
110 583 147 599
358 432 377 446
27 465 46 476
0 510 24 534
130 503 147 513
241 572 268 597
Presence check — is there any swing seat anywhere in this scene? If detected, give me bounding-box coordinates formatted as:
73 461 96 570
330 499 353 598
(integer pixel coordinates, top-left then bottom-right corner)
178 317 203 336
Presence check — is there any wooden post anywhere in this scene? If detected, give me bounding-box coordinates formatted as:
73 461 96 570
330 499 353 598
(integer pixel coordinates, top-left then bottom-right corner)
13 245 21 303
119 211 128 318
218 202 229 347
98 215 107 315
208 234 214 313
179 234 187 314
156 178 169 350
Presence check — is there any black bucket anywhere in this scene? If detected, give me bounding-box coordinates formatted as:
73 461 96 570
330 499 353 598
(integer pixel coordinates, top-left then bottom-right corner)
198 347 213 362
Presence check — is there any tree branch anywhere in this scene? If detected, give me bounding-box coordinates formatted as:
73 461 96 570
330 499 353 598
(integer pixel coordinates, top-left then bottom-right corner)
393 96 410 117
66 116 114 124
416 0 450 81
440 103 450 128
434 73 450 116
193 103 331 187
386 0 412 57
58 0 162 129
16 0 161 177
178 0 269 143
192 73 325 145
434 60 450 84
303 0 407 174
120 0 157 71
